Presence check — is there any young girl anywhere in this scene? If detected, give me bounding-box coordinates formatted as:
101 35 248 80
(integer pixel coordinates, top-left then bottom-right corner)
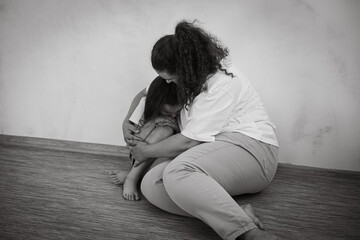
110 76 181 201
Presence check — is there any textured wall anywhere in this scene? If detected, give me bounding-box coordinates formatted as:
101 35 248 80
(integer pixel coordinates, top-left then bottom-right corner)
0 0 359 171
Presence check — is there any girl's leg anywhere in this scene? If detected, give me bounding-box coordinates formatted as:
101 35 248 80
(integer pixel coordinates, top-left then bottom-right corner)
121 160 151 201
109 162 150 200
134 120 157 141
140 139 278 240
110 125 175 201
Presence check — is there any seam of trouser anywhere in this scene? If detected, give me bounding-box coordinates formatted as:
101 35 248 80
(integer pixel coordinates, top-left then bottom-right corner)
215 137 278 183
219 139 270 179
178 143 235 176
173 142 244 176
179 142 269 193
229 222 258 240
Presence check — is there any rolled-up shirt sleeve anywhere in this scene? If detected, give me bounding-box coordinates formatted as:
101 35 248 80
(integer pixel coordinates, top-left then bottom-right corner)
181 87 234 142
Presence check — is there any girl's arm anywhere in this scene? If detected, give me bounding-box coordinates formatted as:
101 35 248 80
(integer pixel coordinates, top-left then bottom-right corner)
122 88 147 144
129 133 202 166
124 88 147 121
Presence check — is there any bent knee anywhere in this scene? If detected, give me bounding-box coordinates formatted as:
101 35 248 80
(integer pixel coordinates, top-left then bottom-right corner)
145 126 174 144
163 159 198 186
140 162 167 198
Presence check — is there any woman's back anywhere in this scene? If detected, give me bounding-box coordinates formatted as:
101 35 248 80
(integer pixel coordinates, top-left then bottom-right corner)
178 65 278 146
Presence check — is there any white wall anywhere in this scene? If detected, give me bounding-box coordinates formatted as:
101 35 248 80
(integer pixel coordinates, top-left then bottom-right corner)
0 0 359 171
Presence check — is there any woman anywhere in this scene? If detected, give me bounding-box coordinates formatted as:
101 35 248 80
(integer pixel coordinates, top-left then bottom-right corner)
125 20 279 240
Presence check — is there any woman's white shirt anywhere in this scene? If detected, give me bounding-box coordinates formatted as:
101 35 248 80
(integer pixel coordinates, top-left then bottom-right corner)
179 66 279 147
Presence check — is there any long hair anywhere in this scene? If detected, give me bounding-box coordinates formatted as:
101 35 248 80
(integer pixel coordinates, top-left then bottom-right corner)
151 20 231 107
143 76 178 122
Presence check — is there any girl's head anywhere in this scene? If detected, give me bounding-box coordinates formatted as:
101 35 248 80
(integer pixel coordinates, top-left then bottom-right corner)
143 76 181 122
151 20 229 106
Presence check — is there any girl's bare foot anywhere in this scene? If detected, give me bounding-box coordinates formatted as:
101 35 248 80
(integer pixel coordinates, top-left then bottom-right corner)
109 170 128 185
241 204 265 230
123 176 141 201
239 228 279 240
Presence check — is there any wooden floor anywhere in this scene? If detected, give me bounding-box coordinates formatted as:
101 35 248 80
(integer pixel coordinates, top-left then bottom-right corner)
0 137 360 240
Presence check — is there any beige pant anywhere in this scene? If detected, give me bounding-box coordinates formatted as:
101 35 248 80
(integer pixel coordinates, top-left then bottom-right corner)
140 132 278 240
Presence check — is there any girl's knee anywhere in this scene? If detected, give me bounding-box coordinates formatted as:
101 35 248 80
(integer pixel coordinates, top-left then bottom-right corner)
154 126 174 136
146 126 174 144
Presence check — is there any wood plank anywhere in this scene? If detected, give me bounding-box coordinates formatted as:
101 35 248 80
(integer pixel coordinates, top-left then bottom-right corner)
0 134 129 157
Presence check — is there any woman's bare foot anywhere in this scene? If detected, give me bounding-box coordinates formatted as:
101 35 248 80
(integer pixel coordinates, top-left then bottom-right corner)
241 204 265 230
239 228 279 240
109 170 128 185
122 176 141 201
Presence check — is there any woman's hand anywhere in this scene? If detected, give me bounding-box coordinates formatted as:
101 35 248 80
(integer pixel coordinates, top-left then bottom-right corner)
122 120 142 145
128 141 148 166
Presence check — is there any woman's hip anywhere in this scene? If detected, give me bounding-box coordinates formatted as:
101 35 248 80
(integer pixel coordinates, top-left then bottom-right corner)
167 134 278 195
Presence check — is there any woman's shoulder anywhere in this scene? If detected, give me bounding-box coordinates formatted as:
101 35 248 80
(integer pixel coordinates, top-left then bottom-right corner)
206 71 229 93
206 63 248 93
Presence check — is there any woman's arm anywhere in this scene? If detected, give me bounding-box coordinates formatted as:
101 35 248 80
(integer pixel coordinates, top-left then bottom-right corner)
129 133 202 166
122 88 147 144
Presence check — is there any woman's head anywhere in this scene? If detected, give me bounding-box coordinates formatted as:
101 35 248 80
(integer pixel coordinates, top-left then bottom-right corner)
144 76 180 122
151 20 229 106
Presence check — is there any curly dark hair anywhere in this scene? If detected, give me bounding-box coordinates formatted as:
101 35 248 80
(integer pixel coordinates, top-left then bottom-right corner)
151 20 232 107
143 76 178 122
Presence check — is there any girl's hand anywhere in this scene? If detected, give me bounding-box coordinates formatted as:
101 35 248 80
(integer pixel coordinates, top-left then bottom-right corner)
154 116 180 133
128 141 148 166
122 121 142 145
154 116 177 126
